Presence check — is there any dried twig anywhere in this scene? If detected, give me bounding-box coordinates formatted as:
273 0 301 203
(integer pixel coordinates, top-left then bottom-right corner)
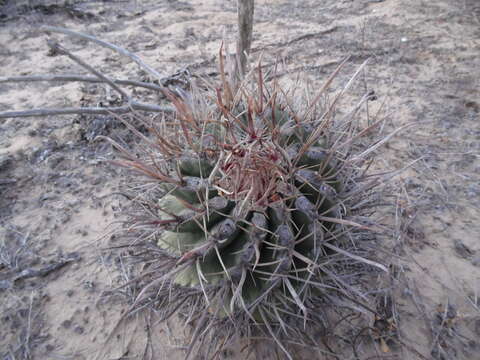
0 27 179 120
12 255 79 283
252 26 338 52
0 178 16 185
0 74 165 92
0 102 174 119
24 292 34 358
47 40 130 101
42 25 165 81
266 60 342 80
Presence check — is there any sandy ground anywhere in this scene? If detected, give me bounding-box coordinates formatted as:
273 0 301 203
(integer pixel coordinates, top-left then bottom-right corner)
1 0 479 359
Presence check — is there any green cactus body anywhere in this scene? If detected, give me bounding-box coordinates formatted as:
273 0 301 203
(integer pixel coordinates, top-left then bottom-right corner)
114 57 388 358
150 103 343 318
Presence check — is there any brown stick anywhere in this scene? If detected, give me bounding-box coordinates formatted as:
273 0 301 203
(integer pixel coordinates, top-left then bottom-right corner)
47 40 130 101
0 74 165 92
42 26 165 82
0 102 174 119
252 26 338 52
236 0 255 77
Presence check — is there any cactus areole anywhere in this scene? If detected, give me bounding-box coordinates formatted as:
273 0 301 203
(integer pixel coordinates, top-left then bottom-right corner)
113 54 387 355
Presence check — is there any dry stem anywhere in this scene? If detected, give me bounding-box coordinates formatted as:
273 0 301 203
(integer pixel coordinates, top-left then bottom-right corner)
42 26 165 82
0 103 173 119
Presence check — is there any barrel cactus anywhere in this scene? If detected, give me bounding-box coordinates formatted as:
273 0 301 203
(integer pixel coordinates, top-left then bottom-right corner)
112 54 388 358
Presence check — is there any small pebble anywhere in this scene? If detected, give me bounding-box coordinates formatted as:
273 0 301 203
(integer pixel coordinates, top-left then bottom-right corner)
62 319 72 329
74 325 84 335
91 177 102 185
471 256 480 267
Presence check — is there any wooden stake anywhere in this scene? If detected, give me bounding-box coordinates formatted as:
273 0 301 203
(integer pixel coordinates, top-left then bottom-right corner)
236 0 255 78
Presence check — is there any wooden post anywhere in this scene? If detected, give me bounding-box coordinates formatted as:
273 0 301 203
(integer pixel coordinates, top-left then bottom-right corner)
236 0 254 78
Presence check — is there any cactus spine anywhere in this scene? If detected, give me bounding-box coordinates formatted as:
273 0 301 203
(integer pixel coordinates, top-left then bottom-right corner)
113 53 387 358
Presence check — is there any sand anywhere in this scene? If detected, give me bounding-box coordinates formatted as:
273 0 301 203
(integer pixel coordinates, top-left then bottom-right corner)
1 0 479 359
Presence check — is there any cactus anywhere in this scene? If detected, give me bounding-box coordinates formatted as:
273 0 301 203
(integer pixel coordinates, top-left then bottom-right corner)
111 52 389 358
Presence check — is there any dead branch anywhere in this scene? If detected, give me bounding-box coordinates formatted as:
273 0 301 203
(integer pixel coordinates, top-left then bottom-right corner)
252 26 338 52
0 102 174 119
0 178 16 185
47 40 130 101
0 34 176 119
266 60 342 80
42 25 165 82
12 256 79 283
0 74 165 92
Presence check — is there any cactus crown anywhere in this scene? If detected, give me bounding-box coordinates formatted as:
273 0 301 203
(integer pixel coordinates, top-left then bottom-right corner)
112 51 387 358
